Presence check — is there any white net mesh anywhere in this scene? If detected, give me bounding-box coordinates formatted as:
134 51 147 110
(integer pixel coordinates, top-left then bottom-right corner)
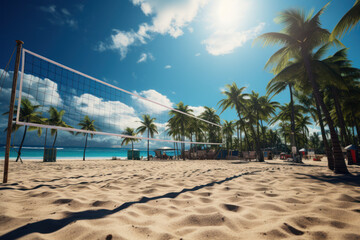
16 49 222 145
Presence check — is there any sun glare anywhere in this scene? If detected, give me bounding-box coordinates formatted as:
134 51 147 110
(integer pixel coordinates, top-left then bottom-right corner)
209 0 251 30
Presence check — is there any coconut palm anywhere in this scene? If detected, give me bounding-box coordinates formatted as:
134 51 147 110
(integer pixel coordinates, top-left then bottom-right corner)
77 115 97 161
218 83 256 154
168 102 193 159
199 106 221 145
121 127 139 160
267 72 298 153
3 98 43 162
166 120 181 159
137 114 158 160
256 4 349 173
258 94 279 146
309 132 321 153
321 48 360 146
222 120 235 151
48 107 72 149
295 91 335 168
331 0 360 40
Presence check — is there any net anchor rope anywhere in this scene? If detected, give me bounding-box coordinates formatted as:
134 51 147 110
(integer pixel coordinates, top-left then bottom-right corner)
0 46 16 93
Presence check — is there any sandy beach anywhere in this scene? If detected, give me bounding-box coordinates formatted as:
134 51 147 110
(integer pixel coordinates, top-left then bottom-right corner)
0 158 359 240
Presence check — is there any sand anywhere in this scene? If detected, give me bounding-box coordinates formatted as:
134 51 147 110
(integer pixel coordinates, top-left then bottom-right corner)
0 158 359 240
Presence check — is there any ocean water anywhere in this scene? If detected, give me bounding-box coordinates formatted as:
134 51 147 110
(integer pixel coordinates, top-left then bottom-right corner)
0 146 179 160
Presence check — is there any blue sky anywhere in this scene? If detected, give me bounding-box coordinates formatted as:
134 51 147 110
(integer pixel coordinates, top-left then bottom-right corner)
0 0 359 148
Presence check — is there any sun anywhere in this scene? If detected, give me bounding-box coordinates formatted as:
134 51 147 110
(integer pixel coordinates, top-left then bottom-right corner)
209 0 251 30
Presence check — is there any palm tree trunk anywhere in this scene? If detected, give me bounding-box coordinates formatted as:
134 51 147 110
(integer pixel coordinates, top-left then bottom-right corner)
315 99 334 170
352 112 360 145
44 128 48 149
331 86 350 146
260 119 267 149
16 125 28 162
52 131 58 149
302 53 348 174
132 142 134 160
83 133 88 161
250 125 264 162
147 129 150 161
236 114 249 151
174 142 176 159
239 128 242 151
289 83 298 154
237 125 240 151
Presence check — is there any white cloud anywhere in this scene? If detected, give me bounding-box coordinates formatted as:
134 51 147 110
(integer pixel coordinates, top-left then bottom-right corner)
137 52 155 63
188 27 194 33
99 0 209 59
39 5 78 28
137 53 148 63
73 93 142 131
202 22 265 56
195 53 201 57
61 8 71 16
189 106 205 116
132 89 173 115
39 5 56 13
164 65 171 69
0 70 63 108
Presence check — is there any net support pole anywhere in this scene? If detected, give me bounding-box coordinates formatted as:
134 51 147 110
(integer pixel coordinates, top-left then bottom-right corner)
3 40 23 183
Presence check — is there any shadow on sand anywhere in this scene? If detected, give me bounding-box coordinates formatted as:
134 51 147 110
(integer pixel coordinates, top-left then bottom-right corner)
0 170 261 239
294 173 360 187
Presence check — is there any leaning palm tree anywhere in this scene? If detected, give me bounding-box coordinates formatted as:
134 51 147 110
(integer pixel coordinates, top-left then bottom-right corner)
330 0 360 40
77 115 97 161
3 98 43 162
255 3 349 173
48 107 72 148
121 127 139 160
137 114 158 160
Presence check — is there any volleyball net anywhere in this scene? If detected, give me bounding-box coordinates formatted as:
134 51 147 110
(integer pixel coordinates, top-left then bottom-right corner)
15 49 223 146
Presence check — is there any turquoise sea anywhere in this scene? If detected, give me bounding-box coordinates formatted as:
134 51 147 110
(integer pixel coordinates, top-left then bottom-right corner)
0 146 179 160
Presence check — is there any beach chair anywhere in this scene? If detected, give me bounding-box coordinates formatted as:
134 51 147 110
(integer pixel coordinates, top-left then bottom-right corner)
242 151 249 161
206 149 216 159
154 150 162 159
163 152 170 160
197 150 206 160
243 151 257 161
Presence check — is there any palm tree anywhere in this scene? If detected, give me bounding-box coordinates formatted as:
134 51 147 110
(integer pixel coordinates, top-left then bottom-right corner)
331 0 360 40
258 94 279 147
121 127 139 160
3 98 44 162
48 107 72 149
256 4 349 173
137 114 158 160
267 71 298 154
166 119 181 159
218 83 256 155
309 132 321 153
77 115 97 161
199 107 221 145
168 102 193 159
222 120 234 151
